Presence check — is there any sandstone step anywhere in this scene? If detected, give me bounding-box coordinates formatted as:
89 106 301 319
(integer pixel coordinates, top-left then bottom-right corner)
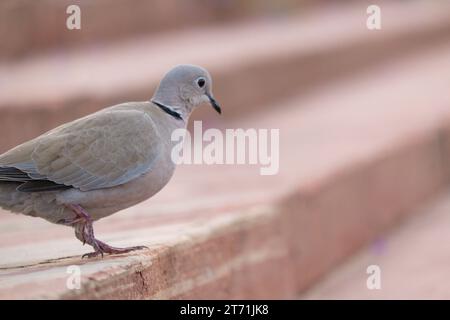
0 42 449 299
0 0 310 61
1 1 450 152
302 187 450 300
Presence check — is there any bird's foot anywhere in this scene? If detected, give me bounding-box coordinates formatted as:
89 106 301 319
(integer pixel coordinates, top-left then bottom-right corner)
82 240 147 258
66 204 147 258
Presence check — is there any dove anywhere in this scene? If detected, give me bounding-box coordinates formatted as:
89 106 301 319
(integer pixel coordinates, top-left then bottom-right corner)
0 64 221 258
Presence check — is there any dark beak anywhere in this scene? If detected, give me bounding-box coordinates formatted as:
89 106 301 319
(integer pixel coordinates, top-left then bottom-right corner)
207 94 221 114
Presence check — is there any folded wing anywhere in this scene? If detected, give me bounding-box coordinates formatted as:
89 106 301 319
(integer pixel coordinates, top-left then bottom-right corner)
0 109 162 192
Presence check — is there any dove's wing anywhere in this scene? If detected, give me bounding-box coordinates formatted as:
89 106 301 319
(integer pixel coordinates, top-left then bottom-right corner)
0 109 163 192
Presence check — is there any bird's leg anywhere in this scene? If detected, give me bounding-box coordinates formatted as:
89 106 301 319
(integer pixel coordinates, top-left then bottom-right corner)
66 204 147 258
57 205 87 226
58 204 92 245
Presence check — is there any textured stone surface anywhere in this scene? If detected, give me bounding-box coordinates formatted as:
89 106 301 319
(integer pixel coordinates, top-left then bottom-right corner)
1 43 450 298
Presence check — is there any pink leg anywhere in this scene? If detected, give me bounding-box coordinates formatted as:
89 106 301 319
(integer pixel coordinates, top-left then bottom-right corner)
63 204 147 258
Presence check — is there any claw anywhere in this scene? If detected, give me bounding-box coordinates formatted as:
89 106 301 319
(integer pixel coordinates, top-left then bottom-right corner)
82 251 104 259
82 244 146 258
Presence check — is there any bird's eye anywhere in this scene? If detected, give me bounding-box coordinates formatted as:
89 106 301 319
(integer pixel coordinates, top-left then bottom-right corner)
196 77 206 88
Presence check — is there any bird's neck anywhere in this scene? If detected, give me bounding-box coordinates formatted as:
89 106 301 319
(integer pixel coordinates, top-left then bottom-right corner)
151 92 194 122
151 100 183 120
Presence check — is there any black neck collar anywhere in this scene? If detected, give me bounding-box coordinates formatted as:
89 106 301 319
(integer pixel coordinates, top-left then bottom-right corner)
151 100 183 121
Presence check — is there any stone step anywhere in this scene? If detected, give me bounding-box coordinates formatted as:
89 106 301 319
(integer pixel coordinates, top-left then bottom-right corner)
302 187 450 300
0 0 310 61
1 1 450 152
0 42 449 299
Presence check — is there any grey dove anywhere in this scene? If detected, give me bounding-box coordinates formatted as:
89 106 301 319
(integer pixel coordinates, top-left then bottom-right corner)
0 64 221 258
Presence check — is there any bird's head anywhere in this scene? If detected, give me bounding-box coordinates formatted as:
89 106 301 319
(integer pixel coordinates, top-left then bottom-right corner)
152 64 221 119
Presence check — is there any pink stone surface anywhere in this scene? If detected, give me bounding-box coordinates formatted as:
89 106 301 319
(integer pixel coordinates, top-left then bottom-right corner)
0 0 310 60
302 188 450 299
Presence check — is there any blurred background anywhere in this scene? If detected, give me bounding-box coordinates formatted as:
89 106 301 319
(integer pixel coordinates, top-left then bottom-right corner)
1 0 450 299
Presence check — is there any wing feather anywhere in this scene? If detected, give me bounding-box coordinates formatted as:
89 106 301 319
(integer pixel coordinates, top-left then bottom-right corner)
0 109 162 191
